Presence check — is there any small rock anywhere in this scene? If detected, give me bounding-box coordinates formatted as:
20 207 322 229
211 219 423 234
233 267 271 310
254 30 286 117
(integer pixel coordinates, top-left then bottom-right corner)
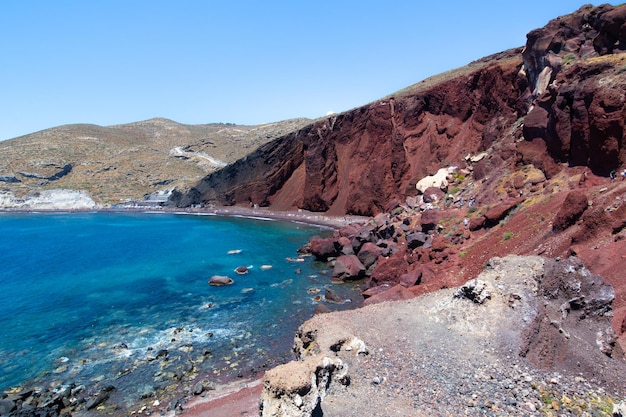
454 279 491 304
325 287 344 304
193 382 204 395
235 265 249 275
0 399 17 415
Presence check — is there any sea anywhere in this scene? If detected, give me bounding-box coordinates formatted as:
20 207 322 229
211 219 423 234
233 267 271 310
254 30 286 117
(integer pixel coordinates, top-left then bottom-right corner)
0 211 361 407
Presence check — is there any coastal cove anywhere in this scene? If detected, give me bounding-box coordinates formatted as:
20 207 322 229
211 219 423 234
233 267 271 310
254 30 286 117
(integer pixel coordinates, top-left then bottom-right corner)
0 211 363 414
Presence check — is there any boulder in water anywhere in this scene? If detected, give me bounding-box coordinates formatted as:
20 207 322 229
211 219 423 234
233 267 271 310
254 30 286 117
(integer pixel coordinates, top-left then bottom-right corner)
235 265 249 275
208 275 234 286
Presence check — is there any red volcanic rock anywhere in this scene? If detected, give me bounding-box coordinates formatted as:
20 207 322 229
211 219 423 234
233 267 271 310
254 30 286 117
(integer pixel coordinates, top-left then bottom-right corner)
420 210 442 233
553 191 589 231
337 223 362 239
572 206 613 243
430 235 449 252
522 4 626 175
172 54 525 215
399 265 422 287
468 216 487 231
363 284 415 306
357 242 383 269
337 236 354 255
369 249 410 287
483 199 522 227
170 5 626 213
331 255 366 282
422 187 445 204
310 237 339 261
361 284 392 299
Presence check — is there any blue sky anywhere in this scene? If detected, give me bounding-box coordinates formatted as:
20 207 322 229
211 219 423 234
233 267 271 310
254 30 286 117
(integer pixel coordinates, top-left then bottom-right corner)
0 1 611 141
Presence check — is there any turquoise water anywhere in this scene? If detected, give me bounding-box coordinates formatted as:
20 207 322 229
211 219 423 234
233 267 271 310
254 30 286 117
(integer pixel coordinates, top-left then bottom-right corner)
0 212 360 396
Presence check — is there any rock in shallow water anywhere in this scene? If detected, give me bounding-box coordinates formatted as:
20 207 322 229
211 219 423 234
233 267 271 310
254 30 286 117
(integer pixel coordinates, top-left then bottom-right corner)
208 275 234 286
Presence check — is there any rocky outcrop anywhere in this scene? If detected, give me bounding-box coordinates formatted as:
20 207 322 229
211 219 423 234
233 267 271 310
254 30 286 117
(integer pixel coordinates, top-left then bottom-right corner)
261 255 626 416
259 355 348 417
521 4 626 175
0 189 99 210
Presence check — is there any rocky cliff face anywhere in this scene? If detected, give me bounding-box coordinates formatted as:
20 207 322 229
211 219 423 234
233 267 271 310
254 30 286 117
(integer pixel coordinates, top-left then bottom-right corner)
522 4 626 176
172 4 626 216
172 53 525 215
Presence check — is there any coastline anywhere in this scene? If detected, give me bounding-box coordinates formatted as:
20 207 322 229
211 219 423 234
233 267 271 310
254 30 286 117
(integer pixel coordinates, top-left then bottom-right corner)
0 205 370 229
1 204 368 417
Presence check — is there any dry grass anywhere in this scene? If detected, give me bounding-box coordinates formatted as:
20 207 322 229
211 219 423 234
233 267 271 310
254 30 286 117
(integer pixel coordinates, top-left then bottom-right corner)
0 117 311 204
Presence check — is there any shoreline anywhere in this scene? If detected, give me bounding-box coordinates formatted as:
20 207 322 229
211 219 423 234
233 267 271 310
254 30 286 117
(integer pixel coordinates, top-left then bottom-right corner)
0 204 371 229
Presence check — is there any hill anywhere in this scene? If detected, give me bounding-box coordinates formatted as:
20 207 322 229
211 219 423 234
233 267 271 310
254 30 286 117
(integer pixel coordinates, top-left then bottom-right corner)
0 117 311 205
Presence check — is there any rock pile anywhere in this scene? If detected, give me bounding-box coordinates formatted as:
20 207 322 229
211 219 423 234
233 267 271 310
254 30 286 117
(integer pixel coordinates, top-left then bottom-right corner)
0 384 115 417
301 184 514 305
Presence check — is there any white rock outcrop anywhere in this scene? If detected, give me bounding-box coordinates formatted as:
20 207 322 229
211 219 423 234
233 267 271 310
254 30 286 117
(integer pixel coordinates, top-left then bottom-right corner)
0 189 99 210
415 167 457 194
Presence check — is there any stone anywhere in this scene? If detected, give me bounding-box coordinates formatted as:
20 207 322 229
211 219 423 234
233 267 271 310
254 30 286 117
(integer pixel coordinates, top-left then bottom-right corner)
337 236 354 255
235 265 249 274
454 279 491 304
420 210 441 232
356 242 383 269
483 199 521 227
260 356 346 417
85 386 116 410
399 266 422 287
363 284 415 306
469 216 486 231
331 255 366 282
0 399 16 415
369 249 410 287
416 167 456 194
422 186 445 204
324 287 344 304
314 304 331 315
309 237 339 261
552 191 588 231
208 275 234 286
193 382 204 395
406 231 429 249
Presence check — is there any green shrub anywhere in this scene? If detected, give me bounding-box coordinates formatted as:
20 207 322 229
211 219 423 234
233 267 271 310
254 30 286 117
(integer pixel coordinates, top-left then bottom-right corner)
562 53 577 66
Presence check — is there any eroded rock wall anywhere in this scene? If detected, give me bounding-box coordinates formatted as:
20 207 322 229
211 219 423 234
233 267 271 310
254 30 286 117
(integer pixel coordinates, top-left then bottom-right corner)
521 4 626 175
172 4 626 216
172 57 524 215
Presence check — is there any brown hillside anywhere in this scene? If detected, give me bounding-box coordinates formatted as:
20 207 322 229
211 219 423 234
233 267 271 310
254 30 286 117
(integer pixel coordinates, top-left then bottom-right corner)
0 117 311 204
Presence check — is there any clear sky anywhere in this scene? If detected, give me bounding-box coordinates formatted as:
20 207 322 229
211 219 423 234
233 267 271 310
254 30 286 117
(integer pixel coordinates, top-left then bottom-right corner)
0 1 612 141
